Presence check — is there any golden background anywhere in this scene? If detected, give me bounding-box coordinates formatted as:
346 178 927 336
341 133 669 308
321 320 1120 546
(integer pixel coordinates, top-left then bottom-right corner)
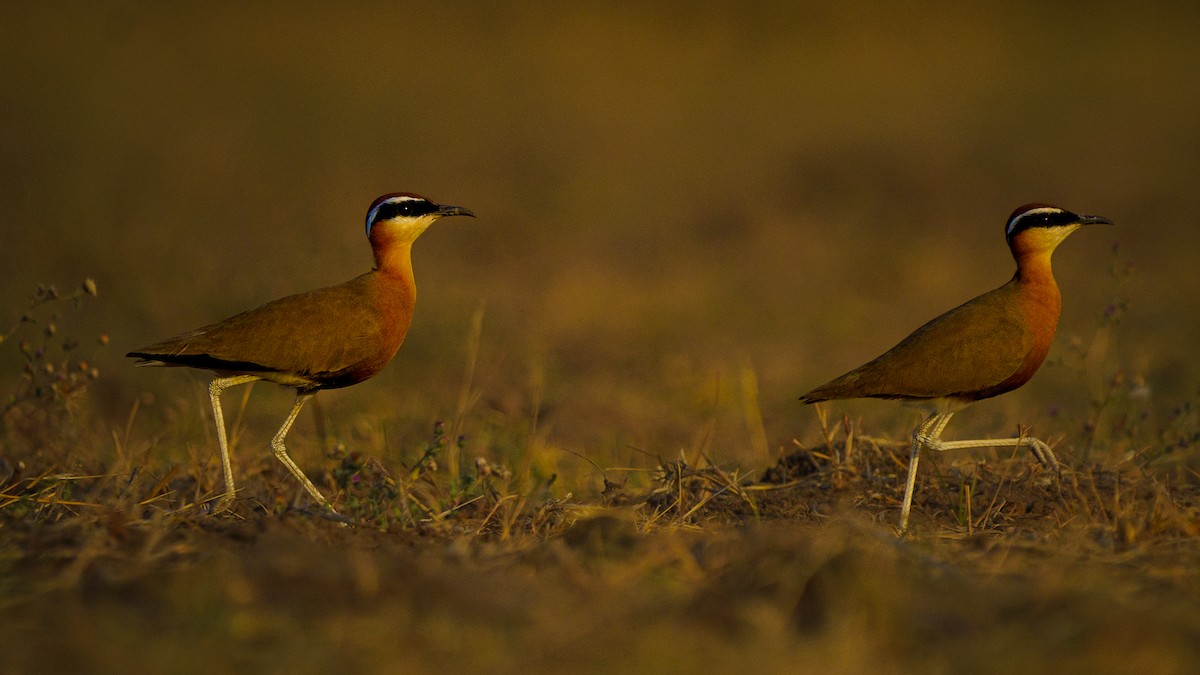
2 0 1196 472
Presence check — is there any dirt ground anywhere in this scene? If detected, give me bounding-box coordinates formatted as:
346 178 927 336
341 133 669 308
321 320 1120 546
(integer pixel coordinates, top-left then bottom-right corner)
2 430 1198 675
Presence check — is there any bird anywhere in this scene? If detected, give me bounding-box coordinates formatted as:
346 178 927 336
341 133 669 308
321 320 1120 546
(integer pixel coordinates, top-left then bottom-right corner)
128 193 476 515
800 203 1112 532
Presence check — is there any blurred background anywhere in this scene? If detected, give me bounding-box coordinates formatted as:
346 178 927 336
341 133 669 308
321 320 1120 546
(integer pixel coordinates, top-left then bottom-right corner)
2 1 1197 485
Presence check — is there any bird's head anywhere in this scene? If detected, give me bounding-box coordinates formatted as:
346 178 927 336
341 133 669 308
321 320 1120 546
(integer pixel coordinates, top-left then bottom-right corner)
1005 203 1112 258
365 193 475 245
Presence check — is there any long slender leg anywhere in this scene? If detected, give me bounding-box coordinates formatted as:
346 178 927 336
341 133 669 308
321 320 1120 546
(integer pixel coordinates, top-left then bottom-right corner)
925 434 1060 471
899 412 952 533
899 414 1061 532
270 392 337 513
208 375 261 511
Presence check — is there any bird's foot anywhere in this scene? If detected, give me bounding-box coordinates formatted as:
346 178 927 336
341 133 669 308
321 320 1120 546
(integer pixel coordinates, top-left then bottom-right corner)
206 493 236 515
1028 438 1061 474
314 507 353 527
914 432 944 453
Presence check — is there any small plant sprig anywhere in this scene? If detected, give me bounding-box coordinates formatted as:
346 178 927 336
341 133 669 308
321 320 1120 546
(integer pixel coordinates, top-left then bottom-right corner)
1158 399 1200 459
407 419 462 480
327 442 400 527
327 421 473 529
2 278 105 421
1049 241 1144 461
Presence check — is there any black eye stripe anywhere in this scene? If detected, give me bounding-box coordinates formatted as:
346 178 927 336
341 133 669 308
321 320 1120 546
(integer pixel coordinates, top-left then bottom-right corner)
1021 211 1066 227
373 199 436 223
1007 208 1078 237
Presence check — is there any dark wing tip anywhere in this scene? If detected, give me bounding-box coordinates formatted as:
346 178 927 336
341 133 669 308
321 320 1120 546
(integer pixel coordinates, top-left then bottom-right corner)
126 349 275 374
799 388 831 405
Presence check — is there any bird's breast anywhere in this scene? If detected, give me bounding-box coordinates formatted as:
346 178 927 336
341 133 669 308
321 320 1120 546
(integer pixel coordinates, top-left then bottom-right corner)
324 272 415 387
987 275 1062 396
371 273 417 359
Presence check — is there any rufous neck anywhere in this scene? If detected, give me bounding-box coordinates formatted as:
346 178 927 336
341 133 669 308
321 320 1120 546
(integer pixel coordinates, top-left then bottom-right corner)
370 231 416 278
1013 248 1057 285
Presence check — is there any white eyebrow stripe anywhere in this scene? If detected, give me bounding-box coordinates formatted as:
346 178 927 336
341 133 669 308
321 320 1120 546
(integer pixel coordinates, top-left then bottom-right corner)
366 196 428 232
366 204 384 233
1007 207 1063 235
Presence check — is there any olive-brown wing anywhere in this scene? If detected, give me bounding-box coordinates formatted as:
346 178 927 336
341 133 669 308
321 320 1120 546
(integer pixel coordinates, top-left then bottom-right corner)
127 275 395 388
801 284 1032 402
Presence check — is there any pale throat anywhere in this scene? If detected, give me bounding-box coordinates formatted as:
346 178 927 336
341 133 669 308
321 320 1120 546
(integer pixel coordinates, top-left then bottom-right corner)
1013 225 1079 284
369 219 433 276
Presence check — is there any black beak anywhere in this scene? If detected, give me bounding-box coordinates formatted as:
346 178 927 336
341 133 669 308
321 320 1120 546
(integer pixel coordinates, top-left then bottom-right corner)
1078 214 1113 226
437 204 476 218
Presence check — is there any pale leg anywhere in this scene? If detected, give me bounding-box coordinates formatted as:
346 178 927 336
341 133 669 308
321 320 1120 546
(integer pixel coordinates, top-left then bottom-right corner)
898 411 1060 533
271 393 337 513
925 432 1059 471
208 375 261 511
899 412 951 533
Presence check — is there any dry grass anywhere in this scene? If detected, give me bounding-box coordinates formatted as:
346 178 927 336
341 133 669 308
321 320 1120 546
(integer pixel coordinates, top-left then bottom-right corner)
2 380 1199 673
